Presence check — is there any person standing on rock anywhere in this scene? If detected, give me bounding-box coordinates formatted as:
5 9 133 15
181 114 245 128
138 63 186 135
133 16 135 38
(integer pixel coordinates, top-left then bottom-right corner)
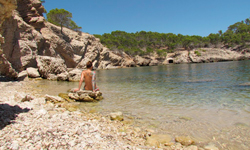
74 61 99 92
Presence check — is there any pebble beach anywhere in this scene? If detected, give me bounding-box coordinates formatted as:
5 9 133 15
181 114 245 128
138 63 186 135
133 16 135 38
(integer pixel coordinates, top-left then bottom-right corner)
0 79 218 150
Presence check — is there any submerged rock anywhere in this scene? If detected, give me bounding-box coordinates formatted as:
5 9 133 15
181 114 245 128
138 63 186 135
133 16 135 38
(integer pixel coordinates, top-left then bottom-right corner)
110 111 124 121
58 93 75 102
145 134 172 147
45 94 64 103
175 136 194 146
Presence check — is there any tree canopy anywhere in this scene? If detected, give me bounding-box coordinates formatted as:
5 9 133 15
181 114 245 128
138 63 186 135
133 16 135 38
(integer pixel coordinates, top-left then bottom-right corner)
47 8 82 33
94 17 250 56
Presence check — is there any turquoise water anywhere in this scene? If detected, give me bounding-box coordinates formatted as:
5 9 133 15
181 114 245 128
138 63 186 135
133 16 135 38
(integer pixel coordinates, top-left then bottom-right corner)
35 60 250 149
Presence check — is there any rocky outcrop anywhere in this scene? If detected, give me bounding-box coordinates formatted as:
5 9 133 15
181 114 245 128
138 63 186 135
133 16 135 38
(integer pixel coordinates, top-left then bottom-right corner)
0 0 18 78
16 0 45 29
173 48 250 64
189 48 250 63
36 56 68 80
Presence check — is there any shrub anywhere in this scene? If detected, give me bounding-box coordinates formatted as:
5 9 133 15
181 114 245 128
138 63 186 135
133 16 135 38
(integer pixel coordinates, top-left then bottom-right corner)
194 50 201 56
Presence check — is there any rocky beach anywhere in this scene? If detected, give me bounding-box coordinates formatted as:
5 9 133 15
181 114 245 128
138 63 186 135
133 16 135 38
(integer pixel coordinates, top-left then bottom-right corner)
0 79 218 150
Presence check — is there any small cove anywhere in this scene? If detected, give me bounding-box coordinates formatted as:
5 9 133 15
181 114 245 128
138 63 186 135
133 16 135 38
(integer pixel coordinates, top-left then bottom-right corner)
32 60 250 149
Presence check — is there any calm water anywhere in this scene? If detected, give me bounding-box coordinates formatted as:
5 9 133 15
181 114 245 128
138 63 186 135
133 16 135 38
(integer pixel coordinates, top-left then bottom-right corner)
35 60 250 149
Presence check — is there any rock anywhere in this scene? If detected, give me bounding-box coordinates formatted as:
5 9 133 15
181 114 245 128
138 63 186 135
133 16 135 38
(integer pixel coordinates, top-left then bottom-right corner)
68 68 82 81
58 93 75 102
145 134 172 147
175 136 194 146
110 111 124 121
149 59 159 66
68 90 103 102
45 94 65 103
17 70 28 80
47 74 57 80
204 143 219 150
79 94 94 102
174 50 191 64
100 47 123 66
121 58 136 67
189 48 249 63
134 55 150 66
36 56 68 79
57 72 69 81
26 67 40 78
60 103 79 112
187 145 199 150
21 94 34 102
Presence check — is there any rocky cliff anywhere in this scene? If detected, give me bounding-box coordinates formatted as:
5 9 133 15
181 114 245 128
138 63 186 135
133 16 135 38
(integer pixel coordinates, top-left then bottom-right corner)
1 0 249 80
0 0 137 80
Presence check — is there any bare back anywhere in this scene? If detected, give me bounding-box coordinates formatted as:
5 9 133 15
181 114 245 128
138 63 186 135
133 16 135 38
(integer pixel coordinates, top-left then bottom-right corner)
83 70 94 91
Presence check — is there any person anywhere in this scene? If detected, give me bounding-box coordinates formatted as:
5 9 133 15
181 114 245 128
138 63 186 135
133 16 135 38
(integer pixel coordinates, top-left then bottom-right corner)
74 61 99 92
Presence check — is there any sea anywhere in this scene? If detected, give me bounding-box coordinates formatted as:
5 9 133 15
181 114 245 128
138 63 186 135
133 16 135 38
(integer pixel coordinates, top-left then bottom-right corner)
33 60 250 149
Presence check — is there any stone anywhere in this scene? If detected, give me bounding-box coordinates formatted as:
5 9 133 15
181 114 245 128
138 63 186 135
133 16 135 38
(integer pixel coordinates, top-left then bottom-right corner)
110 111 124 121
204 144 219 150
134 55 150 66
61 103 79 112
58 93 75 102
68 90 103 102
68 93 80 100
17 70 28 80
145 134 172 147
45 94 64 103
21 94 34 102
57 72 69 81
68 68 82 81
149 59 159 66
175 136 194 146
26 67 40 78
36 56 68 79
79 94 94 102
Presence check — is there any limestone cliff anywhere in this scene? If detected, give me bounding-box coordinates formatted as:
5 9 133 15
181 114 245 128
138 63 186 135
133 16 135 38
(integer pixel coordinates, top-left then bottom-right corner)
0 0 135 80
0 0 18 78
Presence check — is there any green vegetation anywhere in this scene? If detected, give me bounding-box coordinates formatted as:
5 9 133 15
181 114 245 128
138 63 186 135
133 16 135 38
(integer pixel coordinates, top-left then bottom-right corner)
194 50 201 56
94 17 250 57
47 8 82 33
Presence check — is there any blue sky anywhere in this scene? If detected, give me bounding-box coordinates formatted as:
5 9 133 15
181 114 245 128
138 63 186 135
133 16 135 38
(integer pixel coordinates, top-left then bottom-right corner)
43 0 250 37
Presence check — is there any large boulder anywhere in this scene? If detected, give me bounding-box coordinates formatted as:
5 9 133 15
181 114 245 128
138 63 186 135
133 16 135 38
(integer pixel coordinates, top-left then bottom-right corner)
26 67 40 78
68 68 82 81
36 56 67 79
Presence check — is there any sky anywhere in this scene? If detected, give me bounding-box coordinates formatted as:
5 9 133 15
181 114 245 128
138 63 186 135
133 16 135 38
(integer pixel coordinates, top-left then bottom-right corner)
43 0 250 37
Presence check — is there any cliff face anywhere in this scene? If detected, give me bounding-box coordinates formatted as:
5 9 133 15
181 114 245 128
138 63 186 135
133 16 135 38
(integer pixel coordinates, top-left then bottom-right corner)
0 0 136 80
0 0 18 78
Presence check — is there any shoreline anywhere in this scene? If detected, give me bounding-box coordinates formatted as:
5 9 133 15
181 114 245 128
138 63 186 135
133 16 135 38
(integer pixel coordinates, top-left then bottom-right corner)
0 80 219 149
